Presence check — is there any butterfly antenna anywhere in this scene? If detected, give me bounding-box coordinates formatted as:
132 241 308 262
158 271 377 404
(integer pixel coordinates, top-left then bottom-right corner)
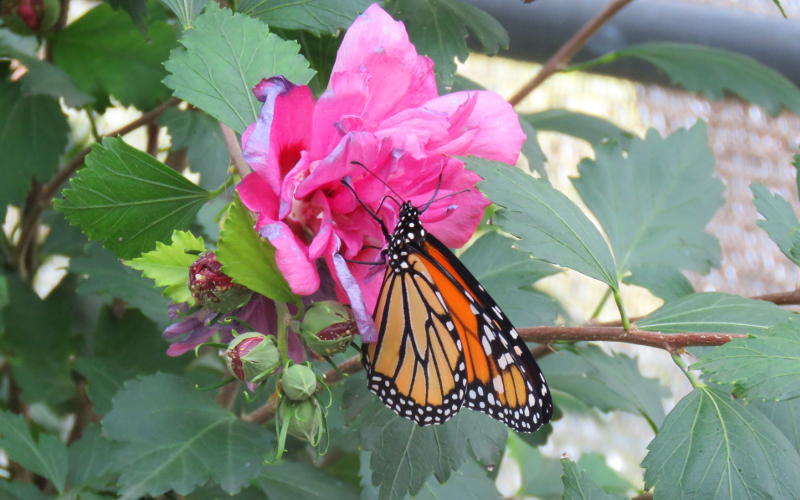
350 161 402 208
340 177 391 241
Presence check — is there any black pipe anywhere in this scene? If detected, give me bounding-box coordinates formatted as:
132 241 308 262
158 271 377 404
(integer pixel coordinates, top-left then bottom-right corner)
468 0 800 87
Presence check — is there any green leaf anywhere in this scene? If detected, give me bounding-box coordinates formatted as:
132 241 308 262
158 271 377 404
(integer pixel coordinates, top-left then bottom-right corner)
216 197 294 303
53 3 176 109
459 231 560 326
160 107 229 190
468 158 618 289
255 462 359 500
239 0 370 35
637 292 792 334
4 277 75 405
573 123 722 276
103 373 274 498
71 244 172 325
519 116 548 179
463 411 507 468
524 109 631 146
56 137 210 260
507 434 563 499
68 424 119 491
0 33 92 107
642 387 800 499
74 307 186 414
164 2 314 133
0 481 52 500
751 182 800 266
753 398 800 451
694 318 800 401
575 453 633 495
104 0 148 30
606 42 800 116
161 0 206 29
386 0 508 88
0 81 69 210
561 459 625 500
538 344 668 427
622 265 694 301
126 230 205 303
772 0 787 17
0 411 68 493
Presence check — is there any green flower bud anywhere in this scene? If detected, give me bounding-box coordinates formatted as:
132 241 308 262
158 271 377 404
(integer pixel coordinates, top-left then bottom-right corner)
278 398 325 445
281 364 317 401
300 301 355 356
225 332 280 383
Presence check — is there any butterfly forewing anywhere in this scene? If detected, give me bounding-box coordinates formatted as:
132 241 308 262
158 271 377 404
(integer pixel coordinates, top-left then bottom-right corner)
364 201 553 432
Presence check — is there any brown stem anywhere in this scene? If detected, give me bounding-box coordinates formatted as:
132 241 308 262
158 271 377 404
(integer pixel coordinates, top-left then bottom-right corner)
220 123 252 178
215 380 240 410
11 97 181 272
754 289 800 305
241 355 362 424
507 0 636 106
146 122 160 156
519 325 744 350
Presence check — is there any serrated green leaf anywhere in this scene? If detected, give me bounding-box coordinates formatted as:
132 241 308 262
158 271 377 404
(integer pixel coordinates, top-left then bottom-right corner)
468 158 618 289
71 244 172 325
463 411 507 468
694 318 800 401
161 0 206 29
126 230 205 303
574 123 722 276
164 2 314 133
74 307 186 413
622 265 694 301
103 373 274 498
239 0 370 35
561 459 625 500
255 462 359 500
387 0 508 88
642 387 800 499
0 411 68 493
507 434 562 499
524 109 631 146
518 116 548 179
459 231 560 326
751 182 800 266
637 292 792 334
68 424 119 491
216 197 294 303
607 42 800 116
0 80 69 211
4 277 75 405
160 107 229 190
53 3 176 109
56 137 210 260
538 344 668 427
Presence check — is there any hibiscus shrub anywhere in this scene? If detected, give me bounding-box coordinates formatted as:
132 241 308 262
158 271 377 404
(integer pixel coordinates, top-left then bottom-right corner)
1 0 800 499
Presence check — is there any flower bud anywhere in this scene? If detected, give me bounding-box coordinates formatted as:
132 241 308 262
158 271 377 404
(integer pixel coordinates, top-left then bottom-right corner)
1 0 59 32
189 252 252 312
278 398 324 445
225 332 280 383
281 364 317 401
300 301 355 356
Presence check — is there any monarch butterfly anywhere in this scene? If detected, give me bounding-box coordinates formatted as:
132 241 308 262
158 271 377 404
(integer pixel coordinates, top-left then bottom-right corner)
348 175 554 433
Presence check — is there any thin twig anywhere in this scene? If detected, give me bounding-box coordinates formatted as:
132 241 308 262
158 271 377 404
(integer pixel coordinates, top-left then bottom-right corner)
220 123 252 177
519 326 745 350
507 0 636 106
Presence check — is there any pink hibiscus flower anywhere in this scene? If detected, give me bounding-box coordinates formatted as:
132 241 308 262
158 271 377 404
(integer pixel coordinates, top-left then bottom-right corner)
237 3 525 342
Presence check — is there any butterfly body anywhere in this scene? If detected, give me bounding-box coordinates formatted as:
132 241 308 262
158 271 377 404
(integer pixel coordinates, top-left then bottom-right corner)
363 201 553 433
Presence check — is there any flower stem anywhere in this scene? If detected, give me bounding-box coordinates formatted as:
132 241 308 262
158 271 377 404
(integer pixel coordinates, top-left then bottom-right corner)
611 287 631 332
208 175 236 198
276 302 290 364
671 353 706 389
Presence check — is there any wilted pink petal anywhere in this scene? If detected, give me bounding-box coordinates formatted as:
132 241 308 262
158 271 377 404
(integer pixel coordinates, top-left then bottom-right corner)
332 252 377 342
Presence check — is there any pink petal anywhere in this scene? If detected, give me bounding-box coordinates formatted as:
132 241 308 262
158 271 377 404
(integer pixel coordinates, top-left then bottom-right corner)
242 77 315 194
259 222 320 295
236 173 280 229
332 251 377 342
422 91 526 164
